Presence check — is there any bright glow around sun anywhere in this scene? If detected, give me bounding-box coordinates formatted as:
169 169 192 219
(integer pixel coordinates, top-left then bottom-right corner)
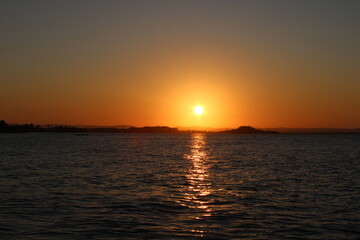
194 105 204 115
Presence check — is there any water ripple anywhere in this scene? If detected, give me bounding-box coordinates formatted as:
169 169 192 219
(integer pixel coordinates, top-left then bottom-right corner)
0 133 359 239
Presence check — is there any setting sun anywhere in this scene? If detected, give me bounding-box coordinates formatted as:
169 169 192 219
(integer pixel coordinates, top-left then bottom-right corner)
194 106 204 115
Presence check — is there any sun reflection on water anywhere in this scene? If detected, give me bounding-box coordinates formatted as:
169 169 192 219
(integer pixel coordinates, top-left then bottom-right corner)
181 133 213 225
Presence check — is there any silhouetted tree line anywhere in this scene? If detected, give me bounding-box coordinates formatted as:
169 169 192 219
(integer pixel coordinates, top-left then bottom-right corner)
0 120 83 133
0 120 278 134
0 120 40 133
0 120 180 133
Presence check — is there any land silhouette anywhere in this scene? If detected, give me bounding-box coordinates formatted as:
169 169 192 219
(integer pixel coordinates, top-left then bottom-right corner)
0 120 277 134
2 120 359 134
218 126 278 134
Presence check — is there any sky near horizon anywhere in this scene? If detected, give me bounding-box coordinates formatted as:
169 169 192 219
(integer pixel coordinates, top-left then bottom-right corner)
1 0 359 128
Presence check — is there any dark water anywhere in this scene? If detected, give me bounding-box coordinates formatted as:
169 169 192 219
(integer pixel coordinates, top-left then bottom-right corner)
0 133 360 239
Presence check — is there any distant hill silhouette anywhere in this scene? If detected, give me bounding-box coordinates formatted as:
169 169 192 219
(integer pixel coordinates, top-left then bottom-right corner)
218 126 278 134
263 127 360 134
124 126 180 133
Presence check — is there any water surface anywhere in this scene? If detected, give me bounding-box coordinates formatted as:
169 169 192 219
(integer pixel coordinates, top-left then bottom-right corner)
0 133 359 239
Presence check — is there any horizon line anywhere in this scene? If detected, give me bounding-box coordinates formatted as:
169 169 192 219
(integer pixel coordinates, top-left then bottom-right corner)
2 120 359 130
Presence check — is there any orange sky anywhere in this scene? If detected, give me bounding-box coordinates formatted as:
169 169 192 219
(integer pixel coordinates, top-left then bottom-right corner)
1 1 359 128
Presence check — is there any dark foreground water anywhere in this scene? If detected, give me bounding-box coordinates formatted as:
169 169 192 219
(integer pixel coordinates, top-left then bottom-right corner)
0 133 360 239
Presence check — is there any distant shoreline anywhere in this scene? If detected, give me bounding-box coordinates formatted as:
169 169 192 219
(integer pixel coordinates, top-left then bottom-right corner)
1 120 359 134
0 122 275 134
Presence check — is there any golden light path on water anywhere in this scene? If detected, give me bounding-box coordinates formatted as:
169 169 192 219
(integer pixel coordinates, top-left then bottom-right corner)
181 133 213 237
176 133 252 237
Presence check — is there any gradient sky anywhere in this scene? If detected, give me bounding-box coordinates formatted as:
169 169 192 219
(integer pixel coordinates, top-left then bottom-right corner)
1 0 359 128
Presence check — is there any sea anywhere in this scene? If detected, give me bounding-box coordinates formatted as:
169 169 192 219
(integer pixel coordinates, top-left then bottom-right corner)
0 133 359 239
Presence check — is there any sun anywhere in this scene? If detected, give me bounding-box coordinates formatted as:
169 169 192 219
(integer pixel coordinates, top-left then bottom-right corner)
194 105 204 115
